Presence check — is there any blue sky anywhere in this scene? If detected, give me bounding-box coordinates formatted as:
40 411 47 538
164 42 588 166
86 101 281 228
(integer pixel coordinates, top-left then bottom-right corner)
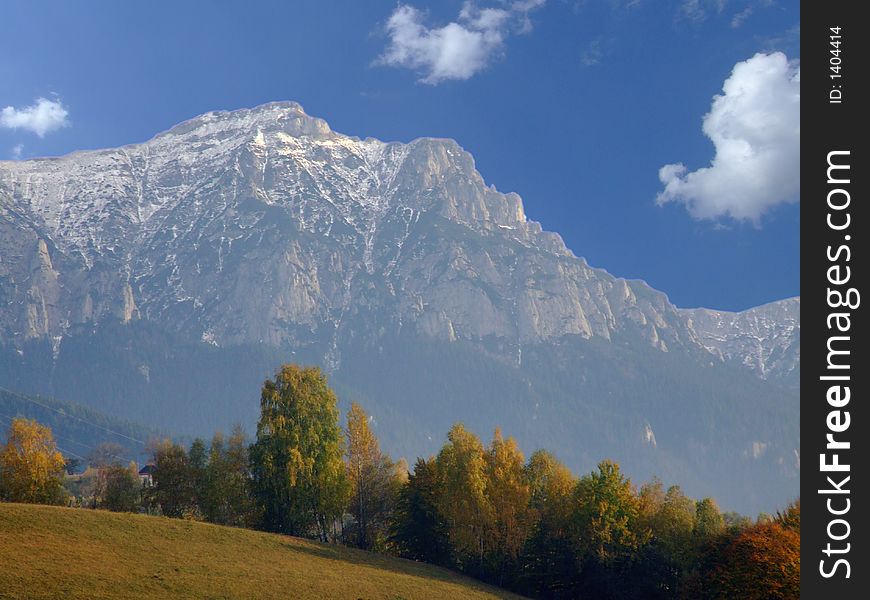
0 0 799 311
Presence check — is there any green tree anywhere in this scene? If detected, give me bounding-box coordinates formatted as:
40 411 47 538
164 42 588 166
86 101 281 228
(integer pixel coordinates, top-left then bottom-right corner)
188 438 208 514
250 365 349 540
151 439 193 518
0 418 67 505
199 427 256 526
638 483 696 597
570 460 647 599
694 497 725 539
102 462 140 512
652 485 695 562
344 403 400 550
723 511 753 533
573 460 646 564
390 457 451 565
199 432 225 523
224 425 257 526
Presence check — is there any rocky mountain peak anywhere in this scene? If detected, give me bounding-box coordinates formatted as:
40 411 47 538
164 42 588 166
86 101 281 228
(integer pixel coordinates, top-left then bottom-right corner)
0 102 800 515
0 102 794 369
156 101 333 144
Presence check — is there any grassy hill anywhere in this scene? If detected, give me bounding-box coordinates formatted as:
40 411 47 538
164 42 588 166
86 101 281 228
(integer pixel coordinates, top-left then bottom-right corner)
0 503 523 600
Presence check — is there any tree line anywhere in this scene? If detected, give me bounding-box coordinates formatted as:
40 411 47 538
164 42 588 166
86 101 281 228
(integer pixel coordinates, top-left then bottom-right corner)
0 364 799 599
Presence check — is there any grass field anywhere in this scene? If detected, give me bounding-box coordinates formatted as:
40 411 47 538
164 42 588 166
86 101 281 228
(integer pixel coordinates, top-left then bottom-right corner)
0 503 524 600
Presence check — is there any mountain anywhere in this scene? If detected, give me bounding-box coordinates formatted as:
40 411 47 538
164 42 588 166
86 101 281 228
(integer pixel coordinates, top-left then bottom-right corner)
682 298 800 387
0 102 798 514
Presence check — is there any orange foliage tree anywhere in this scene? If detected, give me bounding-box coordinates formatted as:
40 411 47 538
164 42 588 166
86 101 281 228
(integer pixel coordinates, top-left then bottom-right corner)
708 519 799 599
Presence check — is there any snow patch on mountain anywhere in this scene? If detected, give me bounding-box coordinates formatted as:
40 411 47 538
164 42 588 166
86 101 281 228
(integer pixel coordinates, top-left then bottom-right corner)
683 297 800 381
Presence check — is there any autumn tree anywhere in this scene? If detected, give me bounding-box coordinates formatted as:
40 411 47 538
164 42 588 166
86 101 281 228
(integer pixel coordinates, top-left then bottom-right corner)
775 499 800 532
390 457 451 565
344 402 400 550
225 425 257 526
484 429 534 585
435 423 493 574
519 449 577 598
250 365 349 540
0 418 67 505
655 486 696 563
705 521 799 599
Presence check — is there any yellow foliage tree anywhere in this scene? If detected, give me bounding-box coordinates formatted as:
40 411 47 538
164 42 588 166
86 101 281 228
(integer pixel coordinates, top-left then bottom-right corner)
485 429 534 573
436 423 494 568
344 402 401 550
250 365 349 540
0 418 67 505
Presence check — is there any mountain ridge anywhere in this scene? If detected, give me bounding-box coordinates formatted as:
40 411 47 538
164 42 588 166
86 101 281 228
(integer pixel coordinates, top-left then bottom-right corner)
682 297 800 384
1 102 699 354
0 102 799 514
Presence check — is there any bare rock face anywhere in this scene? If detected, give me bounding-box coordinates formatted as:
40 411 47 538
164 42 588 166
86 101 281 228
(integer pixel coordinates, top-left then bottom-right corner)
25 239 59 339
0 102 704 361
682 298 800 382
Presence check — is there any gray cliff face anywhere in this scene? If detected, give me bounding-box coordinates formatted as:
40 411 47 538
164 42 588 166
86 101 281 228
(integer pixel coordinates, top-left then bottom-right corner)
0 101 698 360
683 298 800 382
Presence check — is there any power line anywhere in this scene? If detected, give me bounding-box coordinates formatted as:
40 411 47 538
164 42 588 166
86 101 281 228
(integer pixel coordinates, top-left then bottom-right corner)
0 387 146 445
0 412 138 465
54 445 87 462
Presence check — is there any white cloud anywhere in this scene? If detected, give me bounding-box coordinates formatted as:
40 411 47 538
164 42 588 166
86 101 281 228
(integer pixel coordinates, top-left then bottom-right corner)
678 0 773 26
10 144 24 160
378 1 546 84
731 0 773 28
730 6 753 28
1 97 70 137
678 0 727 22
581 38 604 66
656 52 800 223
761 24 800 52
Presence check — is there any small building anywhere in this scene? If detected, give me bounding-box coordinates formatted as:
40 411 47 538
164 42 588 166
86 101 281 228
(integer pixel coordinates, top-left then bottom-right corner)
138 464 156 487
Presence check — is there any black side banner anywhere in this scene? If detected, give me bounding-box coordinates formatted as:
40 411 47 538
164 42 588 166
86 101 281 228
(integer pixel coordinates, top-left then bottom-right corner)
802 3 867 597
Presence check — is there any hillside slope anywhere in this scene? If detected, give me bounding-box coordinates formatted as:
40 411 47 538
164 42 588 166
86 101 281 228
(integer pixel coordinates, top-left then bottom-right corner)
0 503 523 600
